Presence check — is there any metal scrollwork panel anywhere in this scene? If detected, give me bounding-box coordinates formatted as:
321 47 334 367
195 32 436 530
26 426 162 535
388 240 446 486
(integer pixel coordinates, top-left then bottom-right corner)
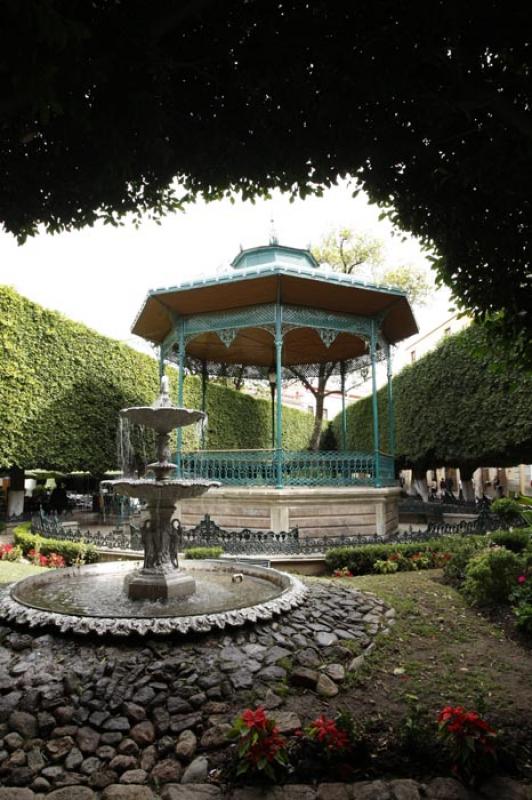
217 328 238 348
317 328 339 348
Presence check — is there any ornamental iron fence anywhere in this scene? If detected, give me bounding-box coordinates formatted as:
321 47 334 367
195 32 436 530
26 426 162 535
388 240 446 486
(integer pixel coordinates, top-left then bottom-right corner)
30 506 519 557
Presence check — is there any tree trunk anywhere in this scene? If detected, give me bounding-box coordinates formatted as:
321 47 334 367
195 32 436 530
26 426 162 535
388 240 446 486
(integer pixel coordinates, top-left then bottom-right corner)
459 465 476 503
412 467 429 502
309 389 324 451
7 466 25 518
308 366 329 450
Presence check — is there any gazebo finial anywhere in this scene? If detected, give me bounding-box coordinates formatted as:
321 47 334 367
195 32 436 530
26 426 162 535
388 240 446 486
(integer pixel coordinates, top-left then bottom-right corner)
269 218 279 246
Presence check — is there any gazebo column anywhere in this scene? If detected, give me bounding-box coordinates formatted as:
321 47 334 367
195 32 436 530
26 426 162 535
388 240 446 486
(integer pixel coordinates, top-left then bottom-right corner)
386 344 395 457
275 303 283 489
159 345 165 381
340 361 347 451
176 320 185 476
370 320 381 487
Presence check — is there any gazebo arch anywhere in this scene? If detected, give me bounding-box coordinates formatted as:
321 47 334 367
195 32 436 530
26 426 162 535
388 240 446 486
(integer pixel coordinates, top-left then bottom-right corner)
132 243 417 537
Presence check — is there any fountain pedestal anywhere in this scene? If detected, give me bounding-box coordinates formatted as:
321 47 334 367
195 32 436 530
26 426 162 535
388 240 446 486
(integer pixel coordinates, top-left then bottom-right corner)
127 569 195 601
127 495 196 601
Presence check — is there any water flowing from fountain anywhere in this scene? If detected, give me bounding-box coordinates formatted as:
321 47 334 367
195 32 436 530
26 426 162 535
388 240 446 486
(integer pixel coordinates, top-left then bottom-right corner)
117 416 133 476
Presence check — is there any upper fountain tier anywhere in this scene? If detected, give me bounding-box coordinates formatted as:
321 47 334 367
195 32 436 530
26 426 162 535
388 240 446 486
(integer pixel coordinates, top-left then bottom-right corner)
121 376 204 435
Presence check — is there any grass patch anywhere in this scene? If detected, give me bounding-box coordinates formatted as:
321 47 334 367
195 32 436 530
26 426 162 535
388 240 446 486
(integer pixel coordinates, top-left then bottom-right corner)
0 559 47 587
311 571 532 719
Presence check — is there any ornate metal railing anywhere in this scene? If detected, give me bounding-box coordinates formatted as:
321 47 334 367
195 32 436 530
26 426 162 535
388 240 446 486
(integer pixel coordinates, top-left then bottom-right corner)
180 449 393 487
31 512 143 551
31 507 517 556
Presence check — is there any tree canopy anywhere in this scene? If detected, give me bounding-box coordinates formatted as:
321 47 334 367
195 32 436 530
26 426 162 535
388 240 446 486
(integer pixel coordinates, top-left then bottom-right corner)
1 2 530 345
312 227 433 306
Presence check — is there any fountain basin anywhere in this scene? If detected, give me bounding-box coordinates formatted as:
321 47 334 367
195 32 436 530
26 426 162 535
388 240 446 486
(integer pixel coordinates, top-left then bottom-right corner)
121 406 205 434
0 560 307 636
105 478 218 502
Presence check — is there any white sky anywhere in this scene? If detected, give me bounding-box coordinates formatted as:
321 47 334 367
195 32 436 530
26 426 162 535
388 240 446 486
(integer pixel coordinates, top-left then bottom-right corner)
0 179 455 363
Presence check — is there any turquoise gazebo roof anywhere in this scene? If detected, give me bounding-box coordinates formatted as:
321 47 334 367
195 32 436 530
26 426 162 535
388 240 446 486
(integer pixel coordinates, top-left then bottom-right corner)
231 244 319 271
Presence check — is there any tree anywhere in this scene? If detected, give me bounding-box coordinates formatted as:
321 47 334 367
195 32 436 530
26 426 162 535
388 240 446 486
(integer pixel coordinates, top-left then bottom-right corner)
0 2 530 349
312 227 433 306
312 228 384 275
295 228 431 450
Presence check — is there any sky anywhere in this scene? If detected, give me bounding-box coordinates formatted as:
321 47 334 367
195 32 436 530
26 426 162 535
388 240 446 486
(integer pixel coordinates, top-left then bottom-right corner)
0 179 455 364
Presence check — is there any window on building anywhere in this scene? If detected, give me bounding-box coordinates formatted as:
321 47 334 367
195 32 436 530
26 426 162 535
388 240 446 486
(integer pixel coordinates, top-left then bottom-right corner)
444 327 451 336
323 408 328 421
410 350 416 362
307 405 314 416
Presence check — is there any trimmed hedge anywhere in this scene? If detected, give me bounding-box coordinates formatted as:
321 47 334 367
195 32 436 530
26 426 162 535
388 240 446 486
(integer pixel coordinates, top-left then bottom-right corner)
0 287 313 473
331 323 532 472
183 546 224 559
14 524 99 566
489 529 531 553
325 536 486 576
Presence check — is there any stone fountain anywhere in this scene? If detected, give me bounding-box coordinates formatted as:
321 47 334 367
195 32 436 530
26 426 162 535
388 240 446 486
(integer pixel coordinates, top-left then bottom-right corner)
105 375 218 602
0 379 307 636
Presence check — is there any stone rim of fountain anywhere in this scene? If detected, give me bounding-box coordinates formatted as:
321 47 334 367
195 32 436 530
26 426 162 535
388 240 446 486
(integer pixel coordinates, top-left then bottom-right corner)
0 559 308 636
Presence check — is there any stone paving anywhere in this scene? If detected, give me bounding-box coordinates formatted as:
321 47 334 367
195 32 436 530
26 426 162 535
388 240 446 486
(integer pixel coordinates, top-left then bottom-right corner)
0 583 394 796
0 776 531 799
0 581 530 799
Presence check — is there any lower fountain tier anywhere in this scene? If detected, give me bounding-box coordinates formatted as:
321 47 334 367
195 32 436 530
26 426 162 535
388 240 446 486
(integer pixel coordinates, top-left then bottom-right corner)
127 567 195 602
1 560 308 636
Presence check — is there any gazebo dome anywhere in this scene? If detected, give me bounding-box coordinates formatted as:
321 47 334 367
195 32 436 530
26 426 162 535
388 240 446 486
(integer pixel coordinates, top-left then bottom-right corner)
231 244 319 271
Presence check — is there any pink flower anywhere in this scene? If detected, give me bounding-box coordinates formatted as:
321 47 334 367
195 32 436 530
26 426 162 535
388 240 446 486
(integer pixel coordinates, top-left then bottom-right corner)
518 575 527 584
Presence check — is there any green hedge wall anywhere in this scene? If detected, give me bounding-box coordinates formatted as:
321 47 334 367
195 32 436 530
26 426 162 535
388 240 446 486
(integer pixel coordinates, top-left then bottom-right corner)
0 287 313 474
331 324 532 472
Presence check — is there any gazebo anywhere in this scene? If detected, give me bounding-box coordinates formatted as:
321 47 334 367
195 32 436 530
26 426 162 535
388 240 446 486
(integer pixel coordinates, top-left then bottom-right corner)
132 243 417 538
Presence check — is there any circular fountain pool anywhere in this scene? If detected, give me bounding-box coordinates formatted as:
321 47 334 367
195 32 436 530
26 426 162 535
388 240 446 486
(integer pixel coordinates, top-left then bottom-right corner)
0 560 307 636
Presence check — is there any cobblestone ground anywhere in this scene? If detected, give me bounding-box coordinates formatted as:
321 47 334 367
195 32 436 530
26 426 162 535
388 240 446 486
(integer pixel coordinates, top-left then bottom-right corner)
0 582 529 799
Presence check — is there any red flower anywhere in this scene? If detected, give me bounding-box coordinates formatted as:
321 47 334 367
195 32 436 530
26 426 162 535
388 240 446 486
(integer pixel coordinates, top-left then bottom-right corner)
308 715 349 751
241 707 268 730
518 575 527 584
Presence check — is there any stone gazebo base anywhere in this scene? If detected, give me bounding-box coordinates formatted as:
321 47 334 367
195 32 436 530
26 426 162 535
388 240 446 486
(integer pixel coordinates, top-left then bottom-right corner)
176 485 400 538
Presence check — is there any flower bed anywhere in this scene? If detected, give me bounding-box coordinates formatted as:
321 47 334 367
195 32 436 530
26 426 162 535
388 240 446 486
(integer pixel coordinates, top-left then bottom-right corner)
225 705 498 787
13 523 98 566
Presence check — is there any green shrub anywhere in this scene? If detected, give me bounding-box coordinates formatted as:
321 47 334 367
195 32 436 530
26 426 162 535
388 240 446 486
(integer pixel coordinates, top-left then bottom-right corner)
510 573 532 635
442 542 484 587
326 536 484 576
183 546 224 559
462 547 523 606
489 529 531 553
521 510 532 526
373 559 399 574
490 498 523 520
14 525 99 566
